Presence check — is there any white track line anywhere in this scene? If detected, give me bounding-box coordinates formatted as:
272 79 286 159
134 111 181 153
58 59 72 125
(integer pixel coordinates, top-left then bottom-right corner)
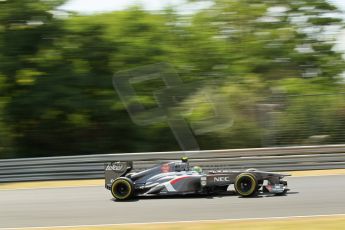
1 213 345 230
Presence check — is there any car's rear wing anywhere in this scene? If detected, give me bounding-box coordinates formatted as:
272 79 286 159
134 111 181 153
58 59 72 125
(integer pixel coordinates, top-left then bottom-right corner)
104 161 132 189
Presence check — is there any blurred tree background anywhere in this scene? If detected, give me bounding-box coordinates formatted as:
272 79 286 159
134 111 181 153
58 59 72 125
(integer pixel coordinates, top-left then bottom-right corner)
0 0 345 158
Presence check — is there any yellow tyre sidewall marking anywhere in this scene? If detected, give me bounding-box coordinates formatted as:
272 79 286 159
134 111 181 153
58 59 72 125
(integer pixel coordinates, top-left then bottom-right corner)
235 174 257 196
111 179 132 200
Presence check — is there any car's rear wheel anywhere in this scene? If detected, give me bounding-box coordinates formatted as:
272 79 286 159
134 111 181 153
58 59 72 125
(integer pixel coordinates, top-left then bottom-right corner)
111 177 134 200
234 173 258 197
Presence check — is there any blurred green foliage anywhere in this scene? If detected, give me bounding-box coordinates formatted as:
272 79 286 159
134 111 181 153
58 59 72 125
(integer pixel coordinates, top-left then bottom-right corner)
0 0 345 158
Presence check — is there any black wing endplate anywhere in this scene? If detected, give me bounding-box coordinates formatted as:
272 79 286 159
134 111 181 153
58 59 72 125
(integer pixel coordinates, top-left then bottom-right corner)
105 161 132 189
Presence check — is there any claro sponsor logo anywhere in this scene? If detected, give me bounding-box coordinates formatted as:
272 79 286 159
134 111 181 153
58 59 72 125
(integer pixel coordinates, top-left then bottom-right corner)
106 164 124 171
214 176 230 182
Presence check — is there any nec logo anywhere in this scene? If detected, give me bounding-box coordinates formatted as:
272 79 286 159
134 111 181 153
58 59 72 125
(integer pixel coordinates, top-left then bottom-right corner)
214 177 230 182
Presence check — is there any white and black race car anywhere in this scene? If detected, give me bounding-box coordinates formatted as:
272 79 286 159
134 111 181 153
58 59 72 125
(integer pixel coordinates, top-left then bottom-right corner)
105 157 289 200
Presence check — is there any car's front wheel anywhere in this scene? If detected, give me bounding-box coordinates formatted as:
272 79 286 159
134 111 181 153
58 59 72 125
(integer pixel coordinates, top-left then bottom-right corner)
234 173 258 197
111 177 134 200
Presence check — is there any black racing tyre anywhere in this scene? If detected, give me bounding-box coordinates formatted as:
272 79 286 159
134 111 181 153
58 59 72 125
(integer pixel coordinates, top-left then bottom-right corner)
111 177 134 200
234 173 258 197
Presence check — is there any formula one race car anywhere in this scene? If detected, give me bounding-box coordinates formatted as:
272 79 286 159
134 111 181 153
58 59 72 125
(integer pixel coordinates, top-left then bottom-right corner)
105 157 289 200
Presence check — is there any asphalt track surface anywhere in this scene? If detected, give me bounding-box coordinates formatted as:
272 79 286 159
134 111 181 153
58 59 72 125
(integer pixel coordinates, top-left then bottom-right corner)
1 175 345 229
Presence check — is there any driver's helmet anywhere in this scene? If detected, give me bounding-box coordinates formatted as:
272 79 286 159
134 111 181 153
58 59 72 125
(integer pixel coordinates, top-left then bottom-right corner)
192 166 202 174
181 156 188 163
